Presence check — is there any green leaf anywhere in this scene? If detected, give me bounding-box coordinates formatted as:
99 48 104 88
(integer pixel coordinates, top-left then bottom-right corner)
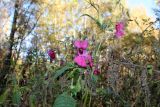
147 65 153 75
53 63 74 79
0 88 10 105
53 93 76 107
70 76 81 96
29 95 36 107
19 86 31 93
67 68 79 78
12 87 22 106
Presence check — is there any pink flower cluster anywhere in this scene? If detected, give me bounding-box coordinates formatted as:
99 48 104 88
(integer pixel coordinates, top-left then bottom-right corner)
115 22 125 38
73 40 100 75
47 21 126 75
74 40 93 68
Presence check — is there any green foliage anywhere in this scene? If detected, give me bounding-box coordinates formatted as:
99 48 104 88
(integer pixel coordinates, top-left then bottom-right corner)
1 0 160 106
70 76 81 96
12 86 22 106
0 88 10 105
147 64 153 75
91 73 98 83
53 63 75 79
29 95 36 107
53 93 76 107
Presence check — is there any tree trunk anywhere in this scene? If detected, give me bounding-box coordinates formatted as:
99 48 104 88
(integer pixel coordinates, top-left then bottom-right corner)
0 0 19 94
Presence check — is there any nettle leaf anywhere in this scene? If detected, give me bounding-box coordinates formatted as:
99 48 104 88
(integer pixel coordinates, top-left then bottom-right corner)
53 63 74 79
0 88 10 105
53 93 76 107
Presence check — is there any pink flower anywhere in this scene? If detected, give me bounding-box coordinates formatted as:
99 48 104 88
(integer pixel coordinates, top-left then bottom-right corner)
74 50 93 68
73 39 93 67
48 50 56 62
74 40 88 49
74 40 89 55
93 69 100 75
115 22 125 38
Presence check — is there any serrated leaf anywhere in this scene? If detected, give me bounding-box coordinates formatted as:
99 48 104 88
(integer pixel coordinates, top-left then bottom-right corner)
53 93 76 107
